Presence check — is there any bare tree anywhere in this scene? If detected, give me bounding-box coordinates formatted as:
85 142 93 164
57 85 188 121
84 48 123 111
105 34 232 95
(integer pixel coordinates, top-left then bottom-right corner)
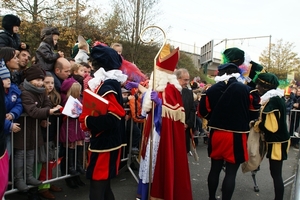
0 0 69 23
1 0 108 54
110 0 161 62
259 39 300 80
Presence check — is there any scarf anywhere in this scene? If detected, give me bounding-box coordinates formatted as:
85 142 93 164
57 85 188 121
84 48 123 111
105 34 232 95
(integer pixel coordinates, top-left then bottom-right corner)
88 68 128 92
23 79 45 94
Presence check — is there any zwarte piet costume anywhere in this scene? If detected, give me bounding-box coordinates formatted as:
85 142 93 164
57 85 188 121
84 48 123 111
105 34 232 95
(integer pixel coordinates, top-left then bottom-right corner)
254 72 290 200
79 44 128 200
199 63 260 200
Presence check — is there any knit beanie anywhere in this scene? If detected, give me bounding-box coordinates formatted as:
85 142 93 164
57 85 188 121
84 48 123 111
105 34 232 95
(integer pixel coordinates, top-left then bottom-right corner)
24 64 45 81
60 77 78 105
0 59 10 80
2 14 21 32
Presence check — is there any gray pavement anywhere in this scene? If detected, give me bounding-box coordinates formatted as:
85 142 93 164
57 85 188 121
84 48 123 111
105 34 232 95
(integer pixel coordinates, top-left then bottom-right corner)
5 138 299 200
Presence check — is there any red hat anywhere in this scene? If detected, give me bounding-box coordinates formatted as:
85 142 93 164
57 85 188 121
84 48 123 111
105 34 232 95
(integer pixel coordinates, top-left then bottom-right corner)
156 44 180 73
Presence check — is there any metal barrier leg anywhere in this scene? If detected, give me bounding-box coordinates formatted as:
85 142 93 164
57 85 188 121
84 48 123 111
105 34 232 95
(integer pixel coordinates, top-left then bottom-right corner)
118 118 139 183
126 119 139 183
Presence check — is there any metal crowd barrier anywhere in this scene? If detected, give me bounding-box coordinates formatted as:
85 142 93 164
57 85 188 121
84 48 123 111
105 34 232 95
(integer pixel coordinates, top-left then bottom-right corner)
4 111 141 196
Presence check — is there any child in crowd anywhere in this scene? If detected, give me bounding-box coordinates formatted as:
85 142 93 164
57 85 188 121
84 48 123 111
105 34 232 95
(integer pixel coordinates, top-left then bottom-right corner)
14 64 61 191
81 61 92 77
36 27 64 71
122 88 142 156
0 14 27 50
111 42 147 83
81 62 94 90
0 59 22 156
70 63 85 92
75 35 89 64
38 72 63 199
59 77 85 185
111 43 123 55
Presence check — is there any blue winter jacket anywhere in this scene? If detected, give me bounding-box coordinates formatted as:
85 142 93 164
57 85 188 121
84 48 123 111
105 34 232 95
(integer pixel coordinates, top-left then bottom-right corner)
4 83 23 134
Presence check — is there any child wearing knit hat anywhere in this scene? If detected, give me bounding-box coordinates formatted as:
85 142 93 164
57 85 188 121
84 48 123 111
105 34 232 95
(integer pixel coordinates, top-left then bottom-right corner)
0 59 22 156
13 64 62 191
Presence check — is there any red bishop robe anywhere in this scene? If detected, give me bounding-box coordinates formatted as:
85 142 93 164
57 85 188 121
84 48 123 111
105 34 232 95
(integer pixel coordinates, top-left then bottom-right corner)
139 83 193 200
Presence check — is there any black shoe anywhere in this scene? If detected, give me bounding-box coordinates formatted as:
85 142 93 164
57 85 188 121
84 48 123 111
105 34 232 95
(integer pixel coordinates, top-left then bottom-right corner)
76 166 86 175
65 178 79 189
69 167 80 176
68 148 80 176
27 188 42 200
74 176 86 186
130 162 138 171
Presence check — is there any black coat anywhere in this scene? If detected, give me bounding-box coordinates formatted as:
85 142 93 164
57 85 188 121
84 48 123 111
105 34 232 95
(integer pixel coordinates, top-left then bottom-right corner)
181 88 196 128
0 30 21 49
86 79 126 151
14 84 52 150
36 37 60 71
200 78 260 133
182 88 196 153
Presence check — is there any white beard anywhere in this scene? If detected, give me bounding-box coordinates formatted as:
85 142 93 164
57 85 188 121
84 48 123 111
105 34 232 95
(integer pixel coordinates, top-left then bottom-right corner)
141 69 182 115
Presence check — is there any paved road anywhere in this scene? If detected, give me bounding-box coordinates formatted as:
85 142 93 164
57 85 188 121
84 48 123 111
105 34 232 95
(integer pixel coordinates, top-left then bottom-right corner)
5 138 299 200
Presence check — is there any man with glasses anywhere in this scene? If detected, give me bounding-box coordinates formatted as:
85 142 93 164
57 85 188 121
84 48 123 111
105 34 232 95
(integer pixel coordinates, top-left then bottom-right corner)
175 68 196 154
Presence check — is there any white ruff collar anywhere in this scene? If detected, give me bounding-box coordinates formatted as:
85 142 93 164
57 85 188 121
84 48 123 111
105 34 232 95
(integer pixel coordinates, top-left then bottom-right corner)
88 68 128 91
260 88 284 105
214 73 242 83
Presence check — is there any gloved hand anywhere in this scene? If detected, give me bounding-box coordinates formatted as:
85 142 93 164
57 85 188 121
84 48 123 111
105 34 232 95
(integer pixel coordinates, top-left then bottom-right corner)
125 82 139 90
151 91 162 105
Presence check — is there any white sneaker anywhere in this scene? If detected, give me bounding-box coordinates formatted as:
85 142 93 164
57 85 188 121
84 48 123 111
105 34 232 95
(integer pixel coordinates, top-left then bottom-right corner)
294 132 300 138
